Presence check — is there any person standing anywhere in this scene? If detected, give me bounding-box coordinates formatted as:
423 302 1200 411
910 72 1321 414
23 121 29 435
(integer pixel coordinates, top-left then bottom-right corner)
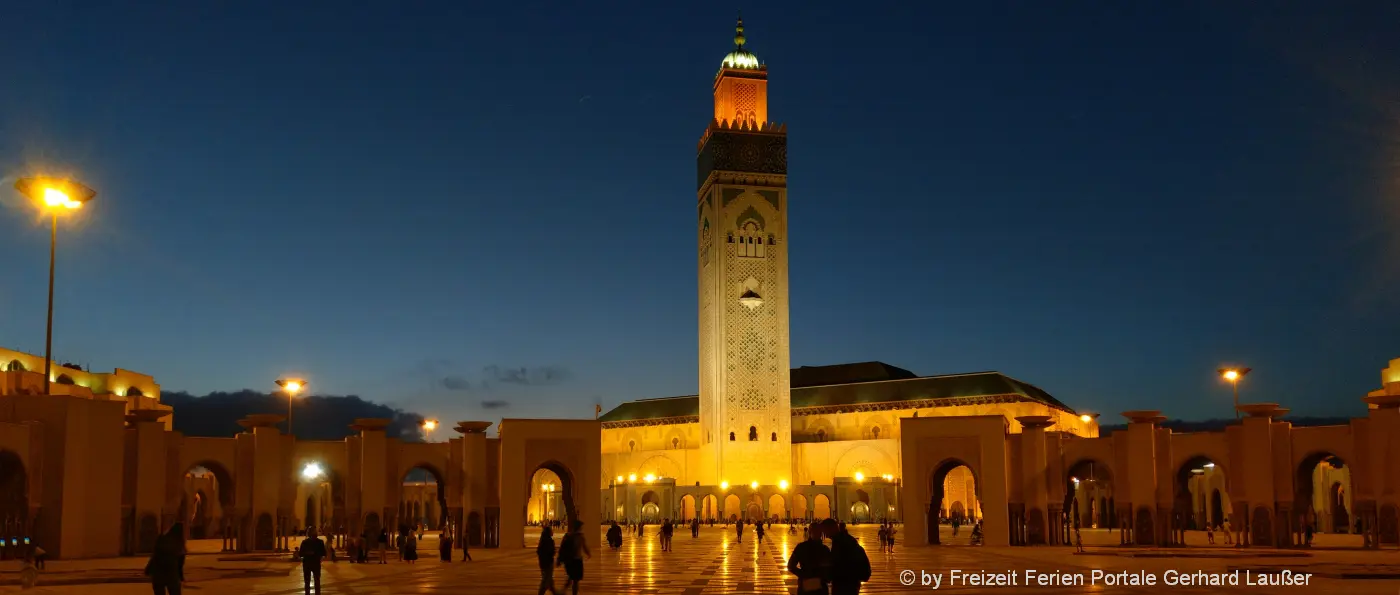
735 518 744 543
788 523 830 595
462 529 473 561
403 532 419 563
377 528 389 564
1222 518 1234 545
439 531 453 562
298 526 329 595
826 519 870 595
537 525 559 595
755 520 765 543
556 520 591 595
145 522 186 595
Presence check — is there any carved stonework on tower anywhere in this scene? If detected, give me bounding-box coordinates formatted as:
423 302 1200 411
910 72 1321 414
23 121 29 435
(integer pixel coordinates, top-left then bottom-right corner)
697 17 793 488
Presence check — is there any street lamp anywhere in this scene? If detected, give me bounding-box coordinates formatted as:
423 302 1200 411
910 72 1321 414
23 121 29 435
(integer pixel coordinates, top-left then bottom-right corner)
276 378 306 435
1218 367 1251 420
14 177 95 397
422 419 439 441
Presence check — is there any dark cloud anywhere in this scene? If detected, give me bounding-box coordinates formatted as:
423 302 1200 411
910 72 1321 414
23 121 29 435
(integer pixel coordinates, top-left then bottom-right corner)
480 400 510 410
441 375 471 391
482 365 571 386
160 390 427 441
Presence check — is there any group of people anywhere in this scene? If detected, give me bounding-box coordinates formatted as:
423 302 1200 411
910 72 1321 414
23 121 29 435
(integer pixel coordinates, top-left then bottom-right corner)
788 519 872 595
536 520 591 595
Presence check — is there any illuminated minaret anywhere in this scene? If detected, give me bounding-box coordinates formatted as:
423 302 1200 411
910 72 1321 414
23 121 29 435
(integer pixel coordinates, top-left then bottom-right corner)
696 17 792 489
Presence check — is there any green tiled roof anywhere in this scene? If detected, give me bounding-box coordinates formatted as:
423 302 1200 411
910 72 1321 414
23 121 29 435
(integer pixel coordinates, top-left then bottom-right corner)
597 363 1074 424
791 371 1072 412
598 395 699 423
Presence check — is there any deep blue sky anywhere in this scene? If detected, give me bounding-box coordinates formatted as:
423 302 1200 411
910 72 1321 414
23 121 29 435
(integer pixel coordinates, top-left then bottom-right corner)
2 1 1397 426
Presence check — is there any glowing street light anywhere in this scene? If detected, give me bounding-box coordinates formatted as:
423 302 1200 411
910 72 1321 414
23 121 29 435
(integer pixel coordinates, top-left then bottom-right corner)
644 473 656 483
423 419 438 432
720 481 729 490
778 480 788 490
14 177 95 398
628 473 637 483
1218 367 1252 420
615 475 624 483
276 378 306 436
749 481 758 490
1080 414 1092 423
301 462 324 481
854 471 864 483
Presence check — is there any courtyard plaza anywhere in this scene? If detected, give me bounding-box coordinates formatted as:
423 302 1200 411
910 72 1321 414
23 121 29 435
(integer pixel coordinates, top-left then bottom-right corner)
3 526 1400 594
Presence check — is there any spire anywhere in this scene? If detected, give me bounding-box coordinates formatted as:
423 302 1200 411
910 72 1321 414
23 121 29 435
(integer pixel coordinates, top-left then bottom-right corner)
720 13 761 70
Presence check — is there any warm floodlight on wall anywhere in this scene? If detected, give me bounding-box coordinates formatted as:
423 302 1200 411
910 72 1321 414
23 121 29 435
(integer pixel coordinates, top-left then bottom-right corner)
778 480 788 490
1203 462 1215 469
644 473 656 483
628 473 637 483
302 462 324 481
720 481 729 490
749 481 759 490
615 475 624 483
853 472 864 483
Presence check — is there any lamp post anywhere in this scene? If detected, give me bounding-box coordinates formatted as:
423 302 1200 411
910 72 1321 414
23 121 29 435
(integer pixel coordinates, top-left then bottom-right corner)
422 419 439 441
14 177 95 397
276 379 305 435
1218 367 1251 420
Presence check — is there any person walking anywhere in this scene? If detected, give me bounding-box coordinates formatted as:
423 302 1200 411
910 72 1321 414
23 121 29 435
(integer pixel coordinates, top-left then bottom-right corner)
439 530 453 561
788 522 830 595
537 525 560 595
1074 524 1084 553
827 519 870 595
145 522 186 595
462 529 473 561
298 526 329 595
755 520 765 543
556 520 591 595
735 518 744 543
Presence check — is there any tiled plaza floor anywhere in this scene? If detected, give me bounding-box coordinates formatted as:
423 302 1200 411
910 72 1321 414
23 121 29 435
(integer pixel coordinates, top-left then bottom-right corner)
8 525 1400 593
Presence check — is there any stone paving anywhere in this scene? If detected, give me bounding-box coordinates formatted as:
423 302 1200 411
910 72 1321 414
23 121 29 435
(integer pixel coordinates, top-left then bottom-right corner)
4 525 1400 593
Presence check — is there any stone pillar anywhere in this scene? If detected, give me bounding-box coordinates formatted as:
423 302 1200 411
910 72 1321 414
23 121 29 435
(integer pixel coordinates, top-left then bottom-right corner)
1016 416 1053 546
1121 411 1162 546
454 422 492 549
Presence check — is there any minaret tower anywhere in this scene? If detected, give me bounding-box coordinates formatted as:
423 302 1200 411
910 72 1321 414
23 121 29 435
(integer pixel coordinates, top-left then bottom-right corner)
696 16 792 490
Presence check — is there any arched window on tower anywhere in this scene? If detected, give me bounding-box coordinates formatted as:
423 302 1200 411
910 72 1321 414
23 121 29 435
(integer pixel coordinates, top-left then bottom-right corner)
872 426 881 439
729 432 736 441
771 432 777 442
671 437 679 449
628 440 636 452
748 426 757 441
817 429 827 442
737 221 766 258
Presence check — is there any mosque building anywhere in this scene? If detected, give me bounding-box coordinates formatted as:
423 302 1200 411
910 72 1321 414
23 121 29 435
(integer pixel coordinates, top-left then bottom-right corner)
594 18 1097 525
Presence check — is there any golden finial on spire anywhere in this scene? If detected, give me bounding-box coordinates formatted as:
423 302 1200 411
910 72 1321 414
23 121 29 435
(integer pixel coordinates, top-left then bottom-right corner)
735 13 746 48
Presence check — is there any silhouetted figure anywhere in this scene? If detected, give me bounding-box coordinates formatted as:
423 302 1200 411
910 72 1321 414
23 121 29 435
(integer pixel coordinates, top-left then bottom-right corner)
537 526 559 595
607 522 623 550
439 531 453 561
788 522 830 595
145 522 186 595
298 526 329 595
736 519 744 542
403 532 418 563
827 519 870 595
557 520 591 595
378 529 389 563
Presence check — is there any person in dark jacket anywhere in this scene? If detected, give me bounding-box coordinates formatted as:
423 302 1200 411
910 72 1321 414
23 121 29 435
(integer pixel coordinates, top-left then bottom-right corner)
537 525 559 595
298 526 329 595
556 520 591 595
825 519 871 594
145 522 186 595
788 522 830 595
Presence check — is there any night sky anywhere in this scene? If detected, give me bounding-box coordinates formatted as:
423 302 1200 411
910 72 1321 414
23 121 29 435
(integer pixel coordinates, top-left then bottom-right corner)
1 2 1397 426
